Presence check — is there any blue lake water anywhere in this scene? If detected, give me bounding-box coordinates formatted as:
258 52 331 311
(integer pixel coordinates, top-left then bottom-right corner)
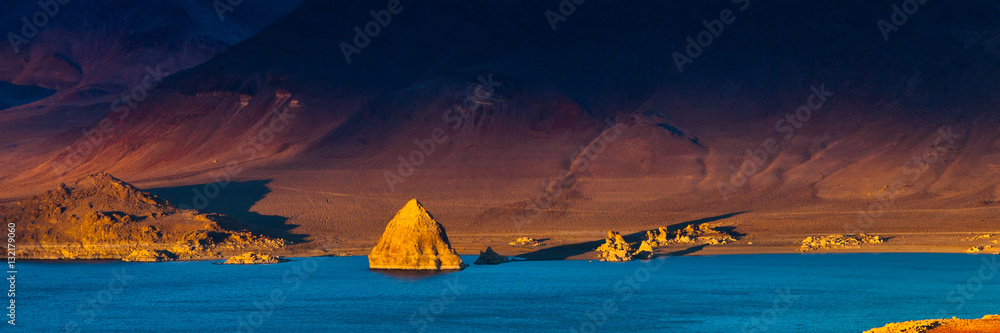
18 253 1000 332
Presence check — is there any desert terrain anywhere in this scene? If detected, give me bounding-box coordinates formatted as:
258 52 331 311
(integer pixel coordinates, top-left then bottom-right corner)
1 0 999 262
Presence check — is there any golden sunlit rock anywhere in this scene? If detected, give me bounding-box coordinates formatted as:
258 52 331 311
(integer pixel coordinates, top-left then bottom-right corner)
799 234 885 252
368 199 465 270
223 252 289 265
864 315 1000 333
596 231 634 262
0 173 285 261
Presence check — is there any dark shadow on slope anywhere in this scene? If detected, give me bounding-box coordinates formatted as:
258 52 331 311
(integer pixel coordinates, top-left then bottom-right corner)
660 244 709 257
147 179 307 244
517 212 747 261
662 211 748 233
0 81 56 110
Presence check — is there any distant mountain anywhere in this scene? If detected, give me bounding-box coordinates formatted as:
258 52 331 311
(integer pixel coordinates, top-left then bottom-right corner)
0 0 304 190
3 0 1000 216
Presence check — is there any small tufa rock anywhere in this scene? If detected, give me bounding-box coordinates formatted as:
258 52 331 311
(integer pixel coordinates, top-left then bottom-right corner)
966 246 995 253
596 231 635 262
509 237 542 247
633 240 655 259
123 249 176 262
223 252 289 265
474 247 510 265
645 224 739 246
799 234 885 252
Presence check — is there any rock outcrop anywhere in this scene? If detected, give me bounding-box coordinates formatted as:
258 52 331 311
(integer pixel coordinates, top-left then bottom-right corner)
223 252 289 265
799 234 885 252
645 224 740 246
509 237 542 247
965 234 994 241
596 231 635 262
966 246 996 253
864 314 1000 333
0 173 286 260
633 240 655 259
122 249 176 262
474 247 510 265
368 199 465 270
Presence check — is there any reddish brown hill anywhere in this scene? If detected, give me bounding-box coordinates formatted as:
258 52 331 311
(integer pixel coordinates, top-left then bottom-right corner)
0 173 284 260
0 0 999 253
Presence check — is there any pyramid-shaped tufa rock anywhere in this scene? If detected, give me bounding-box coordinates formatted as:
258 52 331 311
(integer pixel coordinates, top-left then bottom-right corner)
368 199 465 270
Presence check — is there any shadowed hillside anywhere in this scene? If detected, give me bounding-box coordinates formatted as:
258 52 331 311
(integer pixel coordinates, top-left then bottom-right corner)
1 0 999 253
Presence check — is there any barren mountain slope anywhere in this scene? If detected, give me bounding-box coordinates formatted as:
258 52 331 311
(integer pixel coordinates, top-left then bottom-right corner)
1 0 999 254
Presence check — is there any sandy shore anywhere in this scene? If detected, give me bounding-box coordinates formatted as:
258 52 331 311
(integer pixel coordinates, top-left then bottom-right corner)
285 231 1000 260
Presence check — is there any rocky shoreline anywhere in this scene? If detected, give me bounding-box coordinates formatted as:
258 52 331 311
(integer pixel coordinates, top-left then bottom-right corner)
865 315 1000 333
6 176 997 264
1 173 287 261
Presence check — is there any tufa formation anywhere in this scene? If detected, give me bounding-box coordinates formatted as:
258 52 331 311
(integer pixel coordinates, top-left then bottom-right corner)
368 199 465 270
223 252 289 265
474 246 510 265
799 234 885 252
596 231 635 262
